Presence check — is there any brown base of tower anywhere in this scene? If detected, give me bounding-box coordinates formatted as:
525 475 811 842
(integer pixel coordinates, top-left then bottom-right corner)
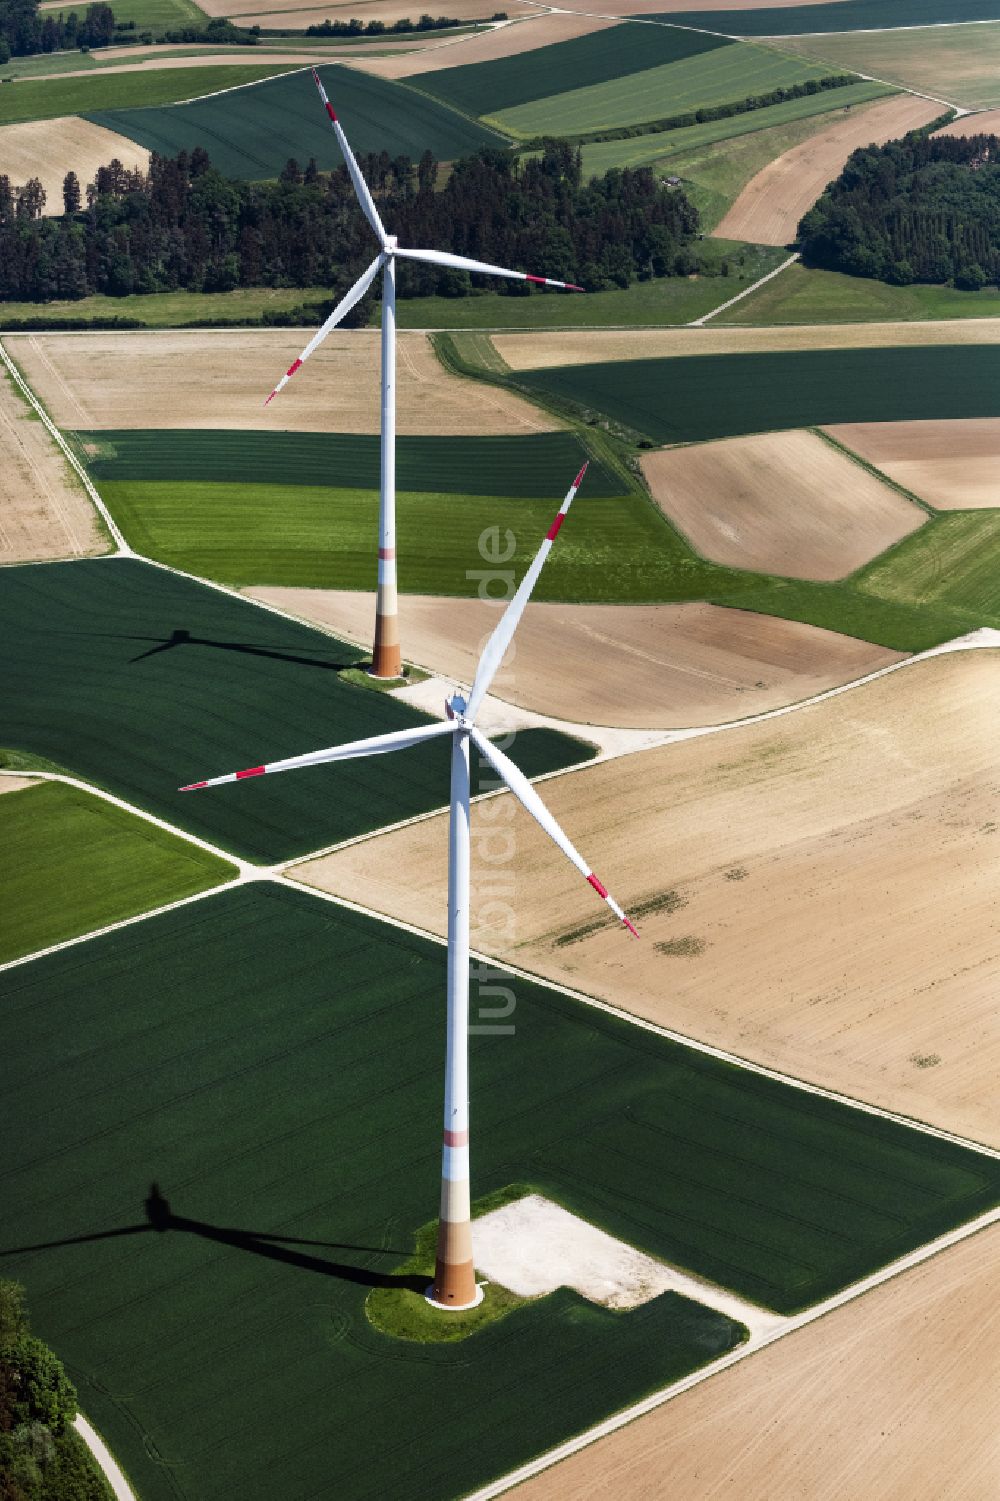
431 1231 478 1308
371 616 402 680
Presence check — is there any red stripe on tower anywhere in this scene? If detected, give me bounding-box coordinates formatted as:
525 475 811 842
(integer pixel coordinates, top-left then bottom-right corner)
235 766 266 780
546 512 566 541
587 873 608 899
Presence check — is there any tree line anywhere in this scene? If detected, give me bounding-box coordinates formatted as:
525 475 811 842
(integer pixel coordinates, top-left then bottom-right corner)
798 132 1000 289
0 141 700 304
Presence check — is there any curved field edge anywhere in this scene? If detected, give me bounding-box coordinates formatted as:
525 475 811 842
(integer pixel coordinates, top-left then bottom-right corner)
0 778 234 962
3 880 998 1500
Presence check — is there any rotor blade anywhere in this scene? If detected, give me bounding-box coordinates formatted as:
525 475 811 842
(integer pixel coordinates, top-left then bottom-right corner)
311 67 386 245
469 727 638 938
395 245 583 292
180 720 453 791
466 463 587 723
264 254 383 405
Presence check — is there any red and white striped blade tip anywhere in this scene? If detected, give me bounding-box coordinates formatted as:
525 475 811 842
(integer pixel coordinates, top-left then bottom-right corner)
179 780 207 791
573 462 588 489
525 274 584 291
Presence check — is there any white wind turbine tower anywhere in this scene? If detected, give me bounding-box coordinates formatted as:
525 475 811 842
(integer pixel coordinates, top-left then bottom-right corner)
263 68 584 680
180 464 637 1309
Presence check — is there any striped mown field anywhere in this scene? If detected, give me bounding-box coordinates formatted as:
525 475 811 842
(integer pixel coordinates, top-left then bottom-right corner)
2 881 997 1498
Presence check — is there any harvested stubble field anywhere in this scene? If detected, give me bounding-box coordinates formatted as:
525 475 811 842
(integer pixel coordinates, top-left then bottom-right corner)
827 419 1000 511
297 651 1000 1145
87 63 504 180
9 330 555 434
517 1224 1000 1501
714 94 941 245
0 558 586 861
490 40 836 140
937 106 1000 137
509 344 1000 447
224 0 512 17
0 779 233 962
248 589 905 726
0 117 149 220
493 320 1000 370
776 20 1000 111
351 11 614 80
406 20 728 113
641 430 924 580
4 884 998 1499
0 365 106 563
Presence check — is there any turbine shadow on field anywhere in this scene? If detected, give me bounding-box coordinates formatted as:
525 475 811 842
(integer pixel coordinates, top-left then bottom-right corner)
0 1184 421 1292
93 630 357 673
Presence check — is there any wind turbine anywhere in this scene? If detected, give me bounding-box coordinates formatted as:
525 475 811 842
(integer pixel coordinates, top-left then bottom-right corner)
263 67 584 681
180 464 637 1310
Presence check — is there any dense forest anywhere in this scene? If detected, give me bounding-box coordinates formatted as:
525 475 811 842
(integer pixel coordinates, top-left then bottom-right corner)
0 141 700 304
798 133 1000 288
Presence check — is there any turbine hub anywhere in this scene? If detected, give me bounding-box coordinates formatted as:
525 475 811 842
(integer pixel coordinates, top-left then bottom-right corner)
385 233 398 250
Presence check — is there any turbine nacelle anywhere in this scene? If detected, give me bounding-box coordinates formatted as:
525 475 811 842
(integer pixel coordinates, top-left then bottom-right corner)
445 692 468 723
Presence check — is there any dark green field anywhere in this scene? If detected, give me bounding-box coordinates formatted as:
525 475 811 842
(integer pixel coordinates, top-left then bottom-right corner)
0 780 233 962
88 64 505 181
75 429 619 496
415 21 730 117
3 882 996 1499
0 560 590 863
0 66 294 126
515 345 1000 445
650 0 1000 34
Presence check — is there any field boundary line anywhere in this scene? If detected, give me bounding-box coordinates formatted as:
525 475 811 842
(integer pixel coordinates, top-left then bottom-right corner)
171 63 309 106
690 251 798 325
0 341 128 553
280 873 1000 1160
73 1415 137 1501
465 1208 1000 1501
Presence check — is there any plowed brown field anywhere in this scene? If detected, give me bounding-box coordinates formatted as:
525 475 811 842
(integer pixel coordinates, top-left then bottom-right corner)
0 118 148 219
715 95 942 245
641 430 924 579
0 355 106 561
828 418 1000 510
7 330 556 435
936 108 1000 137
516 1226 1000 1501
294 651 1000 1146
249 589 903 727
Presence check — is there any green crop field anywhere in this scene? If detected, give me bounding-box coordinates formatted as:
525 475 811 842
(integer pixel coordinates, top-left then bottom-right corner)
775 21 1000 111
41 0 205 26
0 286 333 329
0 65 294 126
75 428 619 496
858 512 1000 625
578 81 891 194
88 63 505 180
491 43 838 140
3 883 997 1499
414 21 731 118
514 345 1000 445
390 246 788 328
0 779 232 962
0 559 590 863
649 0 1000 35
724 262 1000 324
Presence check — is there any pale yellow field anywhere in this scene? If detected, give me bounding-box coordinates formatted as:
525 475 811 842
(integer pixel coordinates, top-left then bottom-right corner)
494 318 1000 370
0 776 38 796
7 330 557 435
349 11 617 78
228 0 516 21
517 1226 1000 1501
828 419 1000 511
641 430 924 580
778 22 1000 112
247 589 903 727
294 652 1000 1146
715 95 942 245
0 118 148 217
0 355 106 562
937 108 1000 137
